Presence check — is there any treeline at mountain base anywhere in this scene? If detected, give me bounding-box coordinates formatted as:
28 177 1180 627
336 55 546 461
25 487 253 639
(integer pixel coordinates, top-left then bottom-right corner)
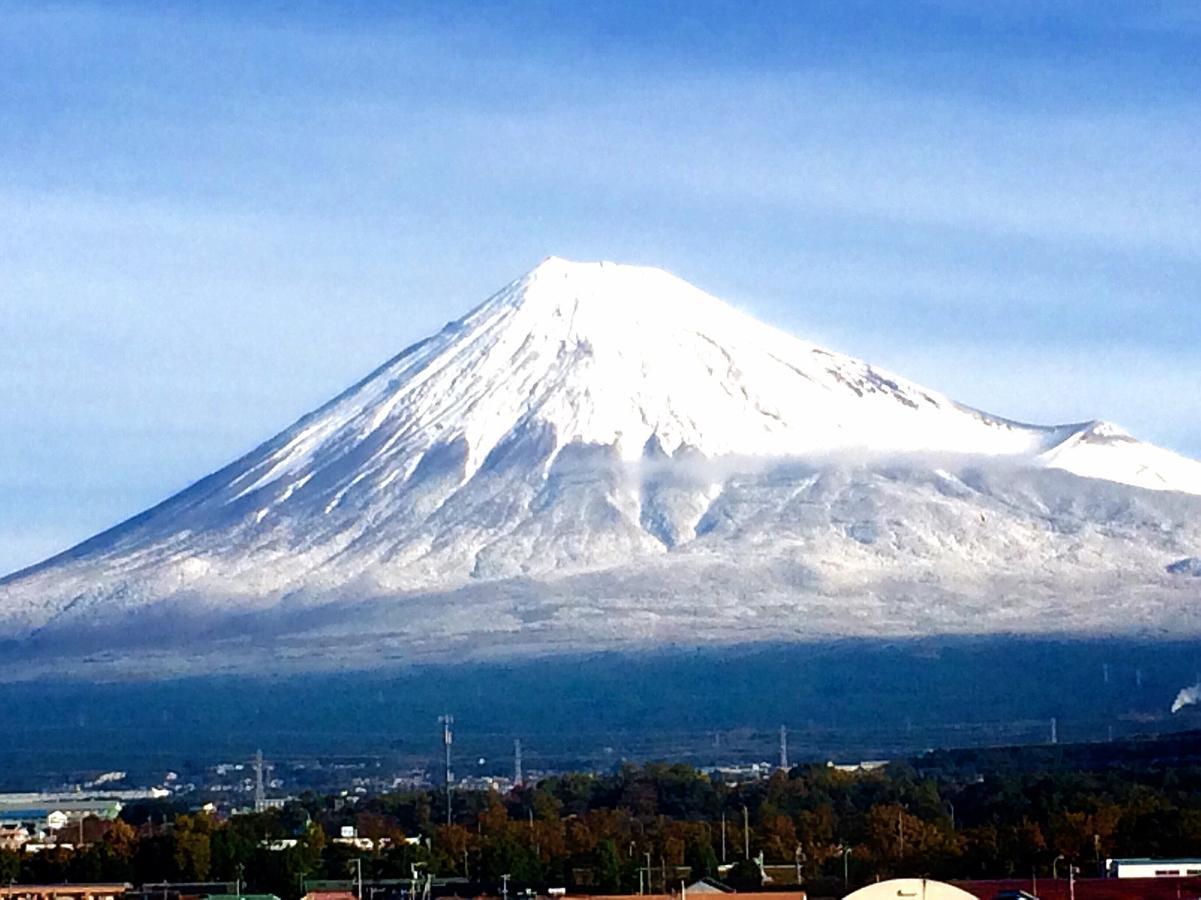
7 745 1201 899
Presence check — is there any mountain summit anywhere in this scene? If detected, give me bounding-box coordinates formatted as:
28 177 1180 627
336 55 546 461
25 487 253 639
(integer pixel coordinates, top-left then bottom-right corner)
4 258 1201 669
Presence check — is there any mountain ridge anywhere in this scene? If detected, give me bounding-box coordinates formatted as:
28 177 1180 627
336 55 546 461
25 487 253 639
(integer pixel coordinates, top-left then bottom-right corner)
4 258 1200 663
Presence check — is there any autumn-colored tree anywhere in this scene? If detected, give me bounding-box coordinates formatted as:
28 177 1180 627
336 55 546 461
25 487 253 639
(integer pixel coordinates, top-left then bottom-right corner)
478 795 511 835
173 813 213 881
432 823 472 876
761 814 799 862
864 803 957 873
104 818 138 859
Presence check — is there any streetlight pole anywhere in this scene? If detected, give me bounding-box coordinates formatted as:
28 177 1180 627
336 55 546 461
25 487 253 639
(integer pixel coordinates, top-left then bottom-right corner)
1053 855 1065 880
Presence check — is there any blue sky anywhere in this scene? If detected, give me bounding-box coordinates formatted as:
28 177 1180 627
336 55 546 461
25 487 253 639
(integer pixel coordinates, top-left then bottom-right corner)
2 0 1199 575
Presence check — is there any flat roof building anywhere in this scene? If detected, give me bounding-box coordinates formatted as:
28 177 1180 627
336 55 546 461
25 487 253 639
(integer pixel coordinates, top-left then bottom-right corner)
0 885 130 900
1106 858 1201 878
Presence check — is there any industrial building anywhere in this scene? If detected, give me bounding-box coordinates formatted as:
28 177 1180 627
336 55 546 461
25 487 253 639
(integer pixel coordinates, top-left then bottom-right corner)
0 797 122 832
1105 857 1201 878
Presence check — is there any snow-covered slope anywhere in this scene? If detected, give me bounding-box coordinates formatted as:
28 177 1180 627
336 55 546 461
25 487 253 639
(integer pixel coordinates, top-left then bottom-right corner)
1038 420 1201 494
3 258 1200 665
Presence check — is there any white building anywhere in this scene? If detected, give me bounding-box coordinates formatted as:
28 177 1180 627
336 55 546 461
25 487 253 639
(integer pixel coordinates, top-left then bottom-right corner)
0 824 29 851
1107 858 1201 878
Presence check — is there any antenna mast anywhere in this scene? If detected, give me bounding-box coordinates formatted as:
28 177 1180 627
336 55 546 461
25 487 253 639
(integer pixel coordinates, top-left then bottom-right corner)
253 749 265 812
439 714 454 824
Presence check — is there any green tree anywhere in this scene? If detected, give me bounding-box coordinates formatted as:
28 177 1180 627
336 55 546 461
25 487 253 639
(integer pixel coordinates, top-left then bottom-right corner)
594 838 622 892
0 849 21 883
685 834 718 879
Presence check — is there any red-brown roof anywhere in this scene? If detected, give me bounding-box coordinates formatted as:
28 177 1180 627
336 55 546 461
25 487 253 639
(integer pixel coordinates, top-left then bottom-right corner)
954 877 1201 900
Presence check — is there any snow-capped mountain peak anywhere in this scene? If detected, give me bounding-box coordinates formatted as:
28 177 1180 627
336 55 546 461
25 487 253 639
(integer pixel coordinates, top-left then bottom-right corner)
3 258 1200 663
307 256 1057 480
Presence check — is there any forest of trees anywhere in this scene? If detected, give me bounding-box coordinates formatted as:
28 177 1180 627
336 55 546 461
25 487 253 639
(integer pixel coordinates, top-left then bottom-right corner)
6 756 1201 899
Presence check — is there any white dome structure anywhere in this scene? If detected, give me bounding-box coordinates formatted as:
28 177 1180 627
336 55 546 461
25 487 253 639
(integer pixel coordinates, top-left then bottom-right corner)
844 879 978 900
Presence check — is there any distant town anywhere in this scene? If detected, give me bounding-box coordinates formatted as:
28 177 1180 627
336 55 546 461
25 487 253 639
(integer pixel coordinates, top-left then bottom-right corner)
5 723 1201 900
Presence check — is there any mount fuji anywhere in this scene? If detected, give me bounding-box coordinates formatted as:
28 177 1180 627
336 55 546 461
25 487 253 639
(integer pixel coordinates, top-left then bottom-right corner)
5 258 1201 673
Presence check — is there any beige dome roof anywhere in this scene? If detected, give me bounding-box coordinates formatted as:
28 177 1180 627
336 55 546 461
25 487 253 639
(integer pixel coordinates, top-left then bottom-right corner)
844 879 978 900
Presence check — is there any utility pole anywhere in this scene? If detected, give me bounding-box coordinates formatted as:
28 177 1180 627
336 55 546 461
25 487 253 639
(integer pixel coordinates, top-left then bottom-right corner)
354 858 363 900
513 739 523 788
779 725 789 770
254 749 266 812
720 811 727 862
501 874 510 900
742 805 750 860
439 714 454 825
